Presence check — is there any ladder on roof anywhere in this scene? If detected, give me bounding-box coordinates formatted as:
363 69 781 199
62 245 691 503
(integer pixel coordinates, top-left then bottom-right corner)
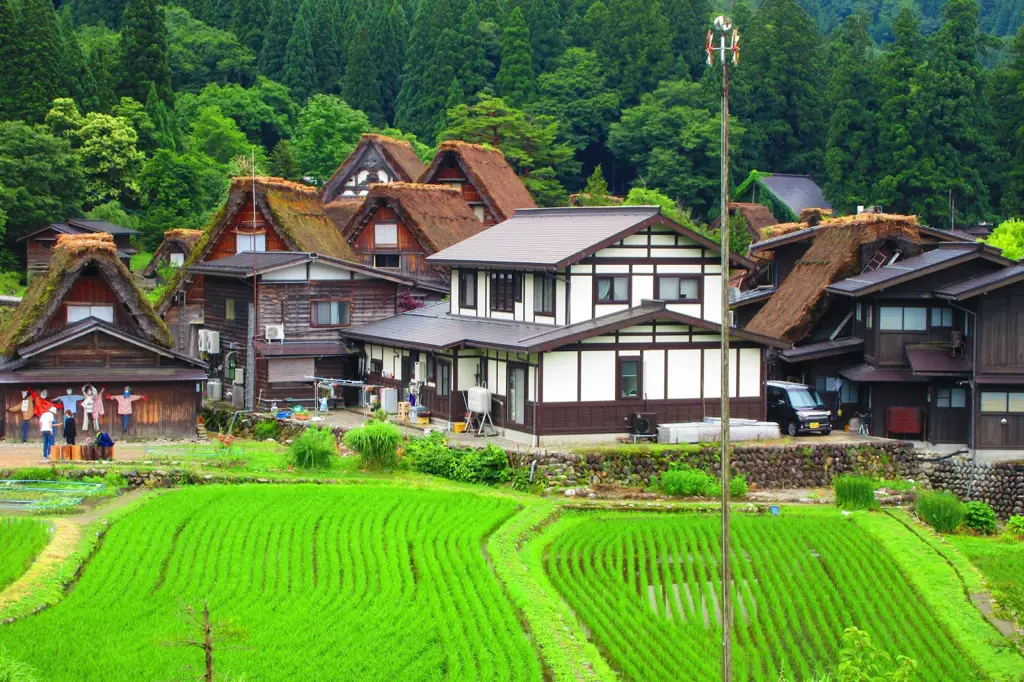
862 248 901 273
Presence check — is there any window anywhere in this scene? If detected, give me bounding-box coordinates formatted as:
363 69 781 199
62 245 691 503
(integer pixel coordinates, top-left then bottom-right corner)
225 298 236 320
814 376 858 404
618 357 641 399
855 302 862 322
477 357 488 387
656 275 700 302
235 233 266 253
67 304 114 324
374 253 400 268
981 392 1024 413
789 387 825 409
879 306 927 331
534 274 555 315
459 270 477 309
931 307 953 328
936 387 967 408
436 360 450 398
596 276 629 303
374 223 398 246
490 272 519 312
311 300 351 327
508 364 526 423
866 305 873 328
369 358 383 375
169 252 185 266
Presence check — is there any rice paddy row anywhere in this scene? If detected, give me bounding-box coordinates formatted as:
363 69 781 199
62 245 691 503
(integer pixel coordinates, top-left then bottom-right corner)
0 485 543 682
541 512 985 681
0 518 49 592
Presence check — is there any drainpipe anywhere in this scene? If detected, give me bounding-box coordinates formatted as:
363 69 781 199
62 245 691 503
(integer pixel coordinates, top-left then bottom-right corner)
533 359 542 449
948 301 977 461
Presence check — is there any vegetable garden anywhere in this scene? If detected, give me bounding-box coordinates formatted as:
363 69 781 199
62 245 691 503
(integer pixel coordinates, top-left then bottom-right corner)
541 512 985 681
0 485 543 682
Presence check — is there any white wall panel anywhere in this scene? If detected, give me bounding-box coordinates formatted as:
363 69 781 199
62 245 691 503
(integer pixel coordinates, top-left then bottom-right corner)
570 275 593 323
633 264 654 273
623 234 649 245
595 247 646 258
667 349 702 398
666 302 701 318
457 357 481 390
555 277 567 325
633 275 654 306
310 262 353 280
594 304 628 319
262 263 308 281
739 348 761 397
594 263 630 273
656 264 702 274
644 350 665 400
580 351 615 401
704 275 722 323
543 351 578 402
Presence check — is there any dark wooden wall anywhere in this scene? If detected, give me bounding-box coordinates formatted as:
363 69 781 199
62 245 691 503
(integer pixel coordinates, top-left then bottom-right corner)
208 196 289 261
537 397 763 436
42 274 139 336
204 276 252 366
870 383 928 440
928 381 970 444
977 284 1024 374
255 357 355 404
257 280 398 339
429 157 496 224
352 205 445 282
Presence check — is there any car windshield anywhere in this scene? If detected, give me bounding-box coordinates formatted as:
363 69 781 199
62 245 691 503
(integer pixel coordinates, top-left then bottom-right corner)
788 388 824 409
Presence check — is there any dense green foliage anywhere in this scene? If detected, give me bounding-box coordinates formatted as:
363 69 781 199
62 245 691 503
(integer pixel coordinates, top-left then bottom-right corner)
0 485 542 681
916 490 965 533
251 420 279 440
342 419 401 470
661 467 715 496
948 534 1024 620
0 518 49 592
833 475 878 510
1006 514 1024 538
961 500 997 535
404 432 512 484
543 512 981 680
287 424 337 470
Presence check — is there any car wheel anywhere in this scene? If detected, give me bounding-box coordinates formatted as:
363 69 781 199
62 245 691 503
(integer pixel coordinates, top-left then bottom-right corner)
786 421 798 437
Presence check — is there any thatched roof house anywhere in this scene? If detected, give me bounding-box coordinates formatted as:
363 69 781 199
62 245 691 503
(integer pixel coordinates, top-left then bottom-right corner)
320 134 427 202
141 229 204 278
323 198 364 232
734 170 832 223
1 234 172 356
420 140 536 224
709 202 779 243
744 213 921 344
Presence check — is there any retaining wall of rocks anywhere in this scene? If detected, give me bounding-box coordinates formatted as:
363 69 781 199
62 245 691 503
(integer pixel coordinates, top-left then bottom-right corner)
523 441 924 489
202 407 347 447
927 459 1024 518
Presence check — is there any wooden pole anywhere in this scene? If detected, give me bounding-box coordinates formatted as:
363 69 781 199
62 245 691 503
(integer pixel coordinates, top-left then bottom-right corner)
719 26 733 682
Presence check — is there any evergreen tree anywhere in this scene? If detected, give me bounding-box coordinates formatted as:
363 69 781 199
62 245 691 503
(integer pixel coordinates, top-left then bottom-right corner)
118 0 174 107
58 10 100 113
11 0 64 123
991 24 1024 216
510 0 563 73
71 0 126 28
445 77 466 113
370 0 408 124
395 0 459 141
823 14 877 213
343 26 384 126
269 139 301 180
88 45 119 113
0 0 20 120
259 0 296 83
230 0 271 56
282 4 318 103
734 0 825 174
458 1 492 98
181 0 216 25
497 7 536 105
576 165 615 205
145 82 178 151
309 0 345 93
663 0 712 80
597 0 674 105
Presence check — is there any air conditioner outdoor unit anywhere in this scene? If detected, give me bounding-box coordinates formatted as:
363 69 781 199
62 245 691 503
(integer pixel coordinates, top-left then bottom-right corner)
198 329 208 353
631 412 657 437
206 330 220 354
233 367 245 386
265 324 285 342
466 386 491 415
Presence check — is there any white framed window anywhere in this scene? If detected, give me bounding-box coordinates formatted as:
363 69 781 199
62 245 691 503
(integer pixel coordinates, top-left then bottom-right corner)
236 233 266 253
311 301 351 327
936 387 966 408
980 392 1024 413
374 223 398 246
931 307 953 328
879 306 927 331
67 304 114 323
169 252 185 266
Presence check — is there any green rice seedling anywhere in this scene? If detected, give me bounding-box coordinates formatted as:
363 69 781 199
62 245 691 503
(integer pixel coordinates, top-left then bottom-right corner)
661 467 714 497
916 491 965 533
833 475 877 510
342 420 401 470
962 501 997 535
0 518 49 592
0 647 38 682
288 425 337 470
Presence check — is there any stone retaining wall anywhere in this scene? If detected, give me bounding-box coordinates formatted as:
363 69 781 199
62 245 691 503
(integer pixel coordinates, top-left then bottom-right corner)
928 459 1024 518
0 466 344 487
521 441 924 489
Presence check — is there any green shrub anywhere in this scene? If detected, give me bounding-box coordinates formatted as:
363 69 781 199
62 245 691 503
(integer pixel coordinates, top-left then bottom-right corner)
730 474 749 499
1005 515 1024 538
510 467 531 491
289 425 338 470
662 468 715 497
962 501 997 535
252 420 279 440
342 420 401 470
404 431 454 477
834 475 877 510
916 491 964 533
451 443 511 485
833 626 917 681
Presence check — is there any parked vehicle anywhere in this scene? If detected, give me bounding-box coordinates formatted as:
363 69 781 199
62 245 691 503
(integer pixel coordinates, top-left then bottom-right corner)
766 381 833 436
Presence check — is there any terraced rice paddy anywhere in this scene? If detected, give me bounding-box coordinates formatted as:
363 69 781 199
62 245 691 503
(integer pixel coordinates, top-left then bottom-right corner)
542 512 983 681
0 485 543 682
0 518 49 592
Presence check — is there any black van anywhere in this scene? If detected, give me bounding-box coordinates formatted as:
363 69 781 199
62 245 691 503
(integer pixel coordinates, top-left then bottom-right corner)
766 381 832 436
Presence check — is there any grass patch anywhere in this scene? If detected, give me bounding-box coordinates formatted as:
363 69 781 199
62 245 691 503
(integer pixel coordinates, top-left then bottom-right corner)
833 475 877 510
129 251 152 271
917 490 965 533
0 519 50 592
567 442 703 457
948 534 1024 621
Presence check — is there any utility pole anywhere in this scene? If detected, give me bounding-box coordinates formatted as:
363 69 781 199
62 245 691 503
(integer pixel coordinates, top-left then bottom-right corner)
707 16 739 682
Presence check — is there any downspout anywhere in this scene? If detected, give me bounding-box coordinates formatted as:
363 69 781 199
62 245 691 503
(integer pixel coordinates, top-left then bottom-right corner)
533 357 541 449
948 301 977 460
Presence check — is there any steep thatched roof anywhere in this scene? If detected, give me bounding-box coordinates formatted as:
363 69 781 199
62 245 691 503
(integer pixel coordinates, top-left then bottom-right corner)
709 202 779 242
323 198 364 232
157 177 354 313
346 183 486 253
744 213 920 343
420 140 537 221
141 229 204 278
0 234 173 356
320 134 427 202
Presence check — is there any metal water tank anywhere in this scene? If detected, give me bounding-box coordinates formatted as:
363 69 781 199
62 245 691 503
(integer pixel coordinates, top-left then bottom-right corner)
467 386 491 414
207 379 222 401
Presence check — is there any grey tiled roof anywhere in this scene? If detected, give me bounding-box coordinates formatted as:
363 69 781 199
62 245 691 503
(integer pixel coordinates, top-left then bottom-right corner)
827 243 1004 296
759 174 831 215
935 263 1024 300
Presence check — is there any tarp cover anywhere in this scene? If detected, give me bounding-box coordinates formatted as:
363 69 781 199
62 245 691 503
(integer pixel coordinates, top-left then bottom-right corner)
268 357 314 383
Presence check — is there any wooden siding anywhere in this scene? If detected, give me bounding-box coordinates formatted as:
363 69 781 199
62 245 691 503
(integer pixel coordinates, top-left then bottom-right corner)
164 301 203 356
977 412 1024 449
254 357 356 404
977 284 1024 374
43 274 139 336
208 195 289 261
538 397 763 436
352 205 446 282
928 382 970 444
431 160 496 225
870 383 927 440
257 279 398 340
27 332 196 370
204 276 252 367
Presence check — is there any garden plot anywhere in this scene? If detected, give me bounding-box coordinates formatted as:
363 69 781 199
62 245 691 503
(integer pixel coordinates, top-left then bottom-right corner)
542 512 984 681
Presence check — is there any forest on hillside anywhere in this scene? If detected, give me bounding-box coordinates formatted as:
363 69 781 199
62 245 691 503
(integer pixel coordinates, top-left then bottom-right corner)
0 0 1022 271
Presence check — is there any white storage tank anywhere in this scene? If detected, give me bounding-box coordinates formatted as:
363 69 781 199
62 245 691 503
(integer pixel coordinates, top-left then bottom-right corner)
207 379 222 401
380 387 399 414
466 386 491 414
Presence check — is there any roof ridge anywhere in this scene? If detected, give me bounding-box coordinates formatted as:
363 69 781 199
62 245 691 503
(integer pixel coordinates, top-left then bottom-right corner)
374 182 461 193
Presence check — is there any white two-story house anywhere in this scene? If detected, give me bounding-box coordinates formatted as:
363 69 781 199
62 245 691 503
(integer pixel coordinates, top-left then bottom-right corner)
342 206 787 444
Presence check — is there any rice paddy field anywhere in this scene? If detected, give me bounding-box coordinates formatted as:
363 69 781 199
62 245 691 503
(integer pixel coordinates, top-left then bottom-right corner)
0 518 49 592
540 511 988 681
0 485 543 682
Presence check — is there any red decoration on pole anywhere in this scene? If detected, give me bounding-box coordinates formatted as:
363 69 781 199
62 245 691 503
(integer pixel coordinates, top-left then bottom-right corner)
706 30 715 66
731 30 741 65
